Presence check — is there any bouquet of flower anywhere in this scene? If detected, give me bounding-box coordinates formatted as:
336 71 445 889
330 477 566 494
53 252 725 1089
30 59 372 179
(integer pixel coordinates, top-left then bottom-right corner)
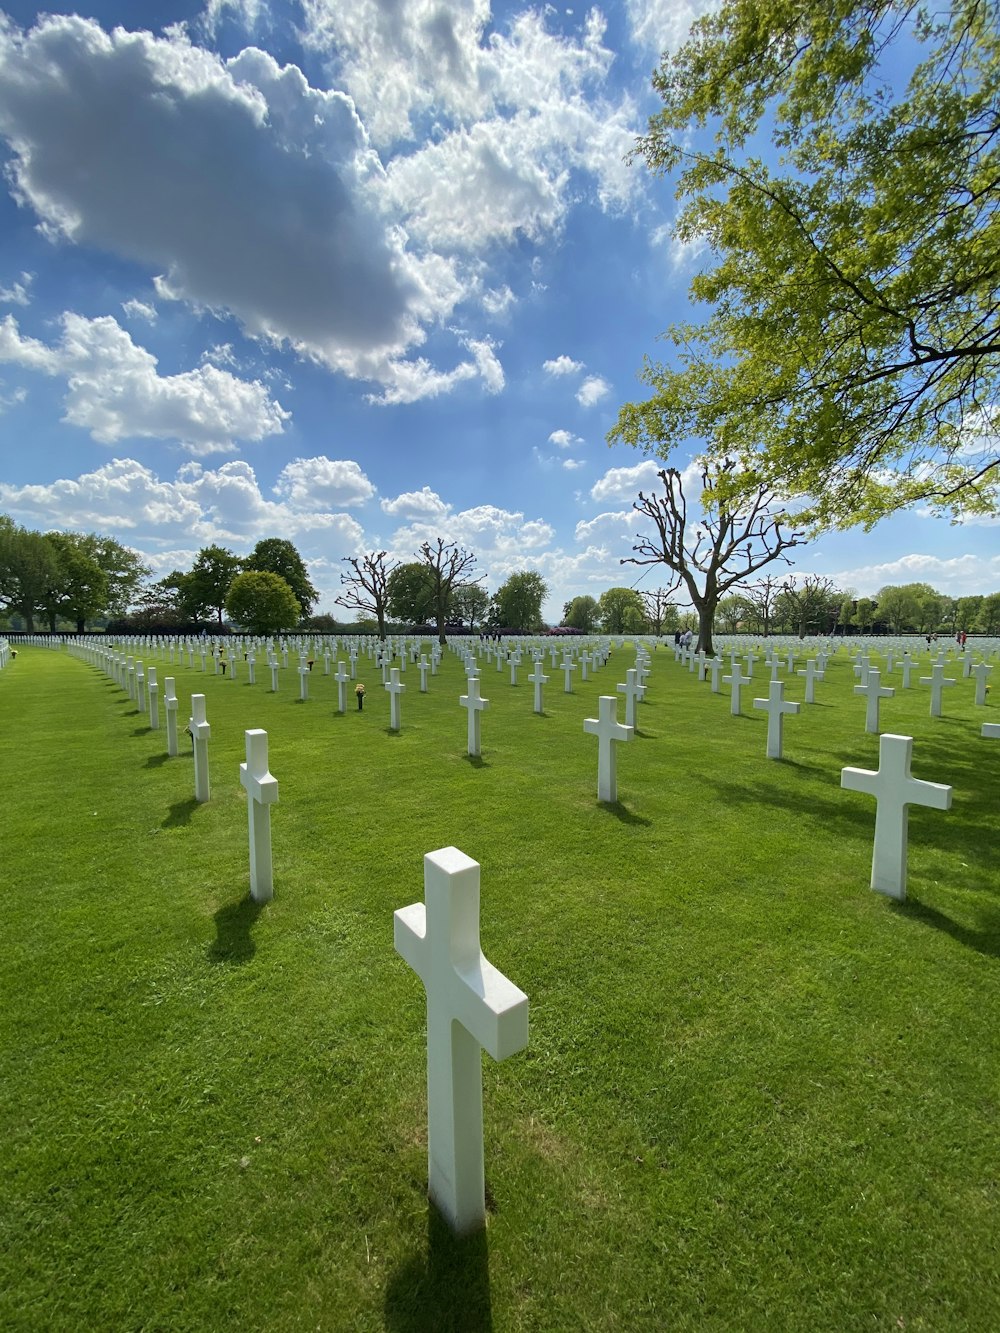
355 682 366 710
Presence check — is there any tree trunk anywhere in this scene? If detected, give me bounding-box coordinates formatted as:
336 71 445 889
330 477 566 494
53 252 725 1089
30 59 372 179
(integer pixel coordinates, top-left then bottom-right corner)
697 598 716 657
76 616 86 633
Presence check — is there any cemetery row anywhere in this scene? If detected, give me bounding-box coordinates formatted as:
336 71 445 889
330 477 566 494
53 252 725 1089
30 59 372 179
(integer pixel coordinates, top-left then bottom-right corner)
51 631 998 1235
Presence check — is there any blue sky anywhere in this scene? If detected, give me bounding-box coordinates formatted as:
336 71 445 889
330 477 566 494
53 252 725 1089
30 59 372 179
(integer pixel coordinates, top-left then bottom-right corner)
0 0 996 623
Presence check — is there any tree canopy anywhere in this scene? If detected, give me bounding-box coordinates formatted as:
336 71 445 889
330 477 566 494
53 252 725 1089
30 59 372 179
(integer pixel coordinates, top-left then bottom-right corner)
490 571 548 632
611 0 1000 527
245 539 316 619
386 562 438 626
562 595 599 631
596 587 647 635
225 570 300 635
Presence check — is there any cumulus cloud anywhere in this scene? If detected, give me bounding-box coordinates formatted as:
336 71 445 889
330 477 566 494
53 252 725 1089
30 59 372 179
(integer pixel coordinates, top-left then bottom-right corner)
0 312 288 453
590 459 663 503
574 510 633 542
482 285 515 317
0 16 455 384
562 458 586 470
624 0 718 56
830 552 1000 599
121 299 157 323
543 355 584 377
0 456 365 548
549 429 583 448
380 486 451 520
273 457 377 509
0 271 32 305
467 337 505 394
576 374 611 407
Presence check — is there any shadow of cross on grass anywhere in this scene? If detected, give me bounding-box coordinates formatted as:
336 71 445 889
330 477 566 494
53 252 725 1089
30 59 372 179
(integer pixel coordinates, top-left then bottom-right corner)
208 896 265 964
384 1206 492 1333
162 797 199 829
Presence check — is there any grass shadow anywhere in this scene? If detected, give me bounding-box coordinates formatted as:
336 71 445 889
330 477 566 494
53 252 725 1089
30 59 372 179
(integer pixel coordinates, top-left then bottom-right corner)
208 894 265 964
384 1205 492 1332
144 752 170 768
162 797 199 829
464 755 490 769
892 896 1000 960
598 800 653 827
132 725 151 736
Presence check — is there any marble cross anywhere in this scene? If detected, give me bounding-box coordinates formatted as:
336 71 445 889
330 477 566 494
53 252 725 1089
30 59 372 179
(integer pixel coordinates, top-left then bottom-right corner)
971 661 993 706
562 659 577 694
460 676 489 756
385 666 406 731
583 695 633 802
616 668 645 730
528 660 548 714
854 668 894 734
189 694 211 803
919 663 957 717
796 657 825 704
394 847 528 1235
841 734 952 899
723 661 750 716
752 679 800 758
240 729 278 902
147 666 159 730
164 676 179 756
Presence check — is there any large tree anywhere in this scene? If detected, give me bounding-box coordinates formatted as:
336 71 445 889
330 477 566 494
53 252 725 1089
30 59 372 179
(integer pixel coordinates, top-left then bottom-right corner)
596 587 647 635
336 551 397 640
451 582 490 630
417 539 480 645
0 517 59 631
491 571 548 632
43 532 108 632
775 575 840 638
639 587 680 637
180 545 242 625
611 0 1000 527
386 561 438 626
562 595 599 631
624 461 805 655
245 539 316 619
225 570 300 635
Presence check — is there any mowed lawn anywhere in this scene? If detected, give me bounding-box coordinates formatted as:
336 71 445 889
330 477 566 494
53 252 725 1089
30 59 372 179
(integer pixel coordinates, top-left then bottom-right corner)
2 639 998 1332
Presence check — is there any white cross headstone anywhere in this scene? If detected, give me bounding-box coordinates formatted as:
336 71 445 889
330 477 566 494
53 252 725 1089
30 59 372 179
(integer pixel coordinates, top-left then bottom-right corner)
147 666 159 729
418 655 430 693
752 679 800 759
900 653 917 689
616 669 645 730
298 660 310 701
562 659 577 694
386 667 406 731
509 656 519 687
854 668 895 734
841 734 952 900
971 662 993 706
240 729 278 902
796 658 825 704
919 663 957 717
333 661 350 713
583 696 633 802
247 652 256 685
723 662 750 716
707 657 724 694
164 676 179 756
394 847 528 1235
460 677 489 756
528 660 548 714
189 694 211 803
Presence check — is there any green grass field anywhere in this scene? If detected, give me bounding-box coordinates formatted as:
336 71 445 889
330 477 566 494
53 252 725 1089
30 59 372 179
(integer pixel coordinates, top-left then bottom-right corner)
2 639 998 1331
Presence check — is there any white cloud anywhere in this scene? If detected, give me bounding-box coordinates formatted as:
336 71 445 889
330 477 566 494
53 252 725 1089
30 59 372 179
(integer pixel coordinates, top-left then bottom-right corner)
0 312 288 453
590 459 663 503
273 457 376 509
482 285 515 317
365 355 479 406
543 355 584 377
576 374 611 407
121 299 157 323
0 271 33 305
0 456 365 548
650 221 710 271
562 458 586 470
624 0 719 56
574 510 633 542
549 428 583 448
467 337 505 394
0 17 463 387
380 486 451 520
830 552 1000 599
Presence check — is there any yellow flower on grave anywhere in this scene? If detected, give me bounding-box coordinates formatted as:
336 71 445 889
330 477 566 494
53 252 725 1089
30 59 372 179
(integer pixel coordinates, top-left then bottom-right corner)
355 682 366 695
